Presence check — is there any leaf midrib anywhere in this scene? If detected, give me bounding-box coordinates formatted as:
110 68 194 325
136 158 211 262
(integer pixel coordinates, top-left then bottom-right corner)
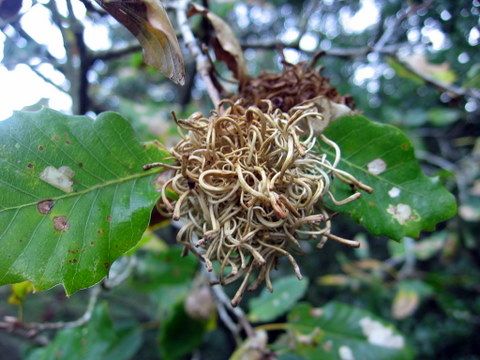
0 169 161 213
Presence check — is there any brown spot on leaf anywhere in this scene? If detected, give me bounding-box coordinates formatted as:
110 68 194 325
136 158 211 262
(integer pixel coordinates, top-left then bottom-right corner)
27 163 34 169
97 228 104 236
37 199 54 214
107 215 112 222
53 216 69 232
401 143 410 151
38 145 45 151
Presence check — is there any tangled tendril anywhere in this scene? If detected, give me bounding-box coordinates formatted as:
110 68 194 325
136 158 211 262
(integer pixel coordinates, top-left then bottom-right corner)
147 100 372 306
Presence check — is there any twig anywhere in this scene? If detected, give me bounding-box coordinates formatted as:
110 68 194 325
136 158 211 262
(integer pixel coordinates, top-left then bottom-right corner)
0 256 136 344
0 286 100 346
373 0 433 51
416 150 468 204
26 286 101 331
7 20 62 70
27 64 69 94
292 0 319 48
175 0 220 107
242 41 399 58
201 268 241 343
189 238 254 342
242 38 479 101
92 44 142 62
202 268 255 339
396 57 480 101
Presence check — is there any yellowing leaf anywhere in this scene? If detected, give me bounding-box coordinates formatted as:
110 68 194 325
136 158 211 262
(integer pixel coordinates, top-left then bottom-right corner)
403 53 456 85
318 274 350 286
387 57 424 85
391 289 419 320
8 281 34 305
95 0 185 85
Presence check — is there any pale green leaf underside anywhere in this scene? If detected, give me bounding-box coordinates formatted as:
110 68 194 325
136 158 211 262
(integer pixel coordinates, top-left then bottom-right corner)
0 109 168 294
320 115 457 241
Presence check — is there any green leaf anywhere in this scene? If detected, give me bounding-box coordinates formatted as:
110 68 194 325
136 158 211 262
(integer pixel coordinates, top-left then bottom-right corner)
278 302 414 360
134 247 198 313
135 247 198 288
0 109 169 294
158 301 210 360
26 303 142 360
427 108 461 127
386 57 424 85
248 276 309 322
319 115 457 240
463 63 480 89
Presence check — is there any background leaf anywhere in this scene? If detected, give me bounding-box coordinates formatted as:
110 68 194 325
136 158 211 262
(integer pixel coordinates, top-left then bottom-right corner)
158 301 211 360
0 109 169 294
26 303 142 360
386 57 424 85
277 302 414 360
319 115 457 240
133 247 198 314
94 0 185 85
427 108 461 127
248 276 309 323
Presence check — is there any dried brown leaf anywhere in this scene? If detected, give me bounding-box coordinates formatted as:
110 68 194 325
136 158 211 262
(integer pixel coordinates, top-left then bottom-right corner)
189 4 248 83
235 62 354 112
296 96 354 135
95 0 185 85
0 0 22 22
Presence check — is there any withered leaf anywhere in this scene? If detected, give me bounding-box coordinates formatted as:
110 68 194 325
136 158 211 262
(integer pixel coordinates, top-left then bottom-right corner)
296 96 354 135
0 0 22 22
95 0 185 85
234 62 355 113
189 4 248 84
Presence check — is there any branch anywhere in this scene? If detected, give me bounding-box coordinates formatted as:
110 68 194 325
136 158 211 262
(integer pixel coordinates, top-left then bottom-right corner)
241 41 399 59
395 56 480 101
292 0 320 48
373 0 434 51
0 286 100 345
242 39 479 101
186 241 255 342
8 20 63 70
92 44 142 62
175 0 220 107
27 64 69 94
203 269 255 339
0 257 136 344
